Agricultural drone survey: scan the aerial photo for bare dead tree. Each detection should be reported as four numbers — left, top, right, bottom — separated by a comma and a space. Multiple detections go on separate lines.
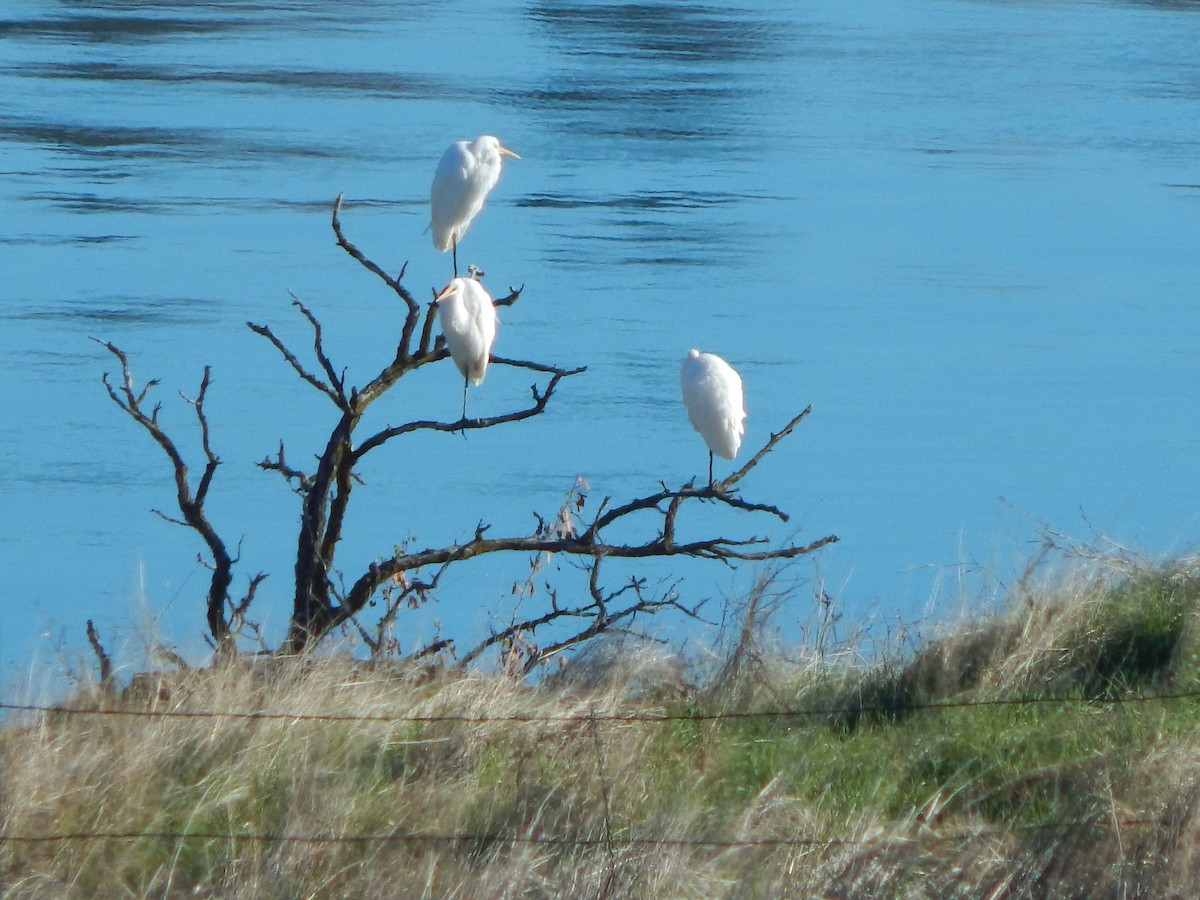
248, 195, 586, 651
99, 194, 837, 667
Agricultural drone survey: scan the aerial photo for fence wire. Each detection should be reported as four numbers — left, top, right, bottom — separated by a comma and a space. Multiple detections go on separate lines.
3, 688, 1200, 725
0, 818, 1160, 849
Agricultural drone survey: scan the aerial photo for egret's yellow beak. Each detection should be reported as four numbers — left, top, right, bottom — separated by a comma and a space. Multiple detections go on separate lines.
499, 145, 521, 159
434, 283, 458, 303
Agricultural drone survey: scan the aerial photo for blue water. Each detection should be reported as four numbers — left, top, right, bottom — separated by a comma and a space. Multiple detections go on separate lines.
3, 0, 1199, 688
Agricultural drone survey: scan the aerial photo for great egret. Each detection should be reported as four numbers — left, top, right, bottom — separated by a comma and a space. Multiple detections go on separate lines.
681, 348, 746, 486
430, 135, 520, 277
435, 276, 498, 421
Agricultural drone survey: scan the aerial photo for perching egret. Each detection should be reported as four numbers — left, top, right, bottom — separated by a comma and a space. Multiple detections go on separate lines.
681, 349, 746, 486
430, 135, 520, 277
435, 276, 498, 421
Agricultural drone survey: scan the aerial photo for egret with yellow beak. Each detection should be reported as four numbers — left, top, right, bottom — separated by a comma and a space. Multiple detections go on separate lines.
430, 135, 520, 276
435, 276, 498, 421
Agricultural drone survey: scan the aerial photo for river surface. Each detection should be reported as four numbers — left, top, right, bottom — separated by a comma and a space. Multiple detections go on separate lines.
3, 0, 1199, 690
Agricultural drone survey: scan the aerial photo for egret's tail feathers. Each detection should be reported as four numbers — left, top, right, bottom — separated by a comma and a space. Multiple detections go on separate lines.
467, 360, 488, 386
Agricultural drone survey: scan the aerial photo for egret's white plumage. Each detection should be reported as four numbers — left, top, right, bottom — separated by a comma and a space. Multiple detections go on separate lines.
681, 349, 746, 483
435, 276, 498, 420
430, 135, 520, 275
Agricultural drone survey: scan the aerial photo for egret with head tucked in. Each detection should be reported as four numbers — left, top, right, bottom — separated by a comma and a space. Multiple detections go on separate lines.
681, 349, 746, 486
430, 135, 520, 277
435, 276, 498, 421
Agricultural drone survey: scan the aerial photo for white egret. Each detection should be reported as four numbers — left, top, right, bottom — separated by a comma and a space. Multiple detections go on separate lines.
430, 135, 520, 276
681, 349, 746, 486
435, 276, 498, 421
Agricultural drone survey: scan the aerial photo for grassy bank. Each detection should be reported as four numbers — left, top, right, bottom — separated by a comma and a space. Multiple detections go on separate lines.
4, 553, 1200, 897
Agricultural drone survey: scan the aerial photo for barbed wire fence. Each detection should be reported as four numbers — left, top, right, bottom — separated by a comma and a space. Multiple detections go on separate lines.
1, 690, 1193, 853
0, 820, 1164, 848
4, 686, 1200, 724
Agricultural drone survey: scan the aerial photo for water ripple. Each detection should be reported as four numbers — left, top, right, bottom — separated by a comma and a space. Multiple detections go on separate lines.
0, 232, 136, 245
0, 14, 256, 43
15, 61, 449, 99
527, 2, 786, 64
517, 191, 754, 210
4, 295, 221, 327
0, 1, 419, 44
0, 118, 347, 163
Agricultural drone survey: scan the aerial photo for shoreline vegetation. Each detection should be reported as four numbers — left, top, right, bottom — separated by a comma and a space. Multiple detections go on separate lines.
4, 548, 1200, 897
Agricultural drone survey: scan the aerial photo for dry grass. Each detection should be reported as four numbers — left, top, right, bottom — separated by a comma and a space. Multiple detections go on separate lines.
5, 553, 1200, 897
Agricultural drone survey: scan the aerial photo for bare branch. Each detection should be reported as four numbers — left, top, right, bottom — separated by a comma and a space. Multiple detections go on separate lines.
247, 318, 344, 407
491, 356, 585, 377
355, 351, 443, 407
352, 362, 586, 461
152, 508, 188, 527
354, 560, 450, 659
94, 340, 235, 643
86, 620, 114, 687
228, 573, 270, 655
456, 571, 697, 672
418, 300, 439, 356
458, 594, 585, 668
494, 285, 523, 307
287, 291, 348, 406
319, 421, 359, 566
234, 573, 268, 621
523, 594, 689, 674
330, 194, 418, 308
720, 405, 813, 493
411, 637, 455, 662
257, 441, 313, 493
181, 366, 219, 505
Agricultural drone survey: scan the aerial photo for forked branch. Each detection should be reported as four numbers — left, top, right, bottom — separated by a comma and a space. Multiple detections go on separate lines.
247, 298, 347, 410
94, 339, 244, 644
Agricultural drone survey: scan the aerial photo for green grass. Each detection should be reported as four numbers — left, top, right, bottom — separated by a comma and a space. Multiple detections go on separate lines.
5, 554, 1200, 897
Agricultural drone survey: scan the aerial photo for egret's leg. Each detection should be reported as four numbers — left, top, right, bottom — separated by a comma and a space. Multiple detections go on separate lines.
455, 377, 469, 439
452, 237, 459, 277
708, 451, 714, 488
